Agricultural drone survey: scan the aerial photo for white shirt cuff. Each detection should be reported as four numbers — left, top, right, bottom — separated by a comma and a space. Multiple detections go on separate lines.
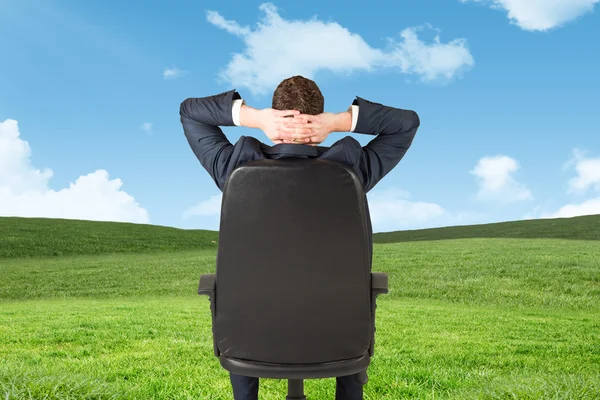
349, 105, 359, 132
232, 99, 245, 126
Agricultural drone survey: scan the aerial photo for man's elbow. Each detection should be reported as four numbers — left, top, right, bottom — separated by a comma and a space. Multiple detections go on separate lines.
399, 110, 420, 133
179, 98, 193, 118
411, 111, 420, 130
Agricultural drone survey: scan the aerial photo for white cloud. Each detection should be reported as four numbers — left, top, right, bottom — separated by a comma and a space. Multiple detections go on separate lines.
163, 65, 189, 79
206, 11, 251, 37
530, 149, 600, 219
206, 3, 474, 94
366, 188, 448, 231
183, 194, 222, 219
141, 122, 152, 133
565, 149, 600, 194
0, 119, 149, 223
471, 155, 532, 203
539, 198, 600, 219
460, 0, 599, 31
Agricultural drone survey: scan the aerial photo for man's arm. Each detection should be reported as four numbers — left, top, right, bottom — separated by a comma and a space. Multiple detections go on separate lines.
350, 96, 420, 192
288, 97, 419, 191
179, 90, 240, 190
180, 90, 314, 189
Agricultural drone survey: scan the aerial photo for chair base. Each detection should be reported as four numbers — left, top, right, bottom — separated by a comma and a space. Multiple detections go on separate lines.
285, 373, 367, 400
286, 379, 306, 400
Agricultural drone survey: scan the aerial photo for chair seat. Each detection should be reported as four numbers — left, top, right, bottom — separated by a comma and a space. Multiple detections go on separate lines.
220, 353, 371, 379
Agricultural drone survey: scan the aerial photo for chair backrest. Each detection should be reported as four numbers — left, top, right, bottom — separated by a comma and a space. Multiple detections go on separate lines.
214, 159, 373, 365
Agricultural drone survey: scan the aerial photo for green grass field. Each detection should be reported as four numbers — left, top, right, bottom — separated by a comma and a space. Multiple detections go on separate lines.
1, 216, 599, 399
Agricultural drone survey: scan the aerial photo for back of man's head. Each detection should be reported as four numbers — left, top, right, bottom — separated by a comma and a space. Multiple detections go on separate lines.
272, 75, 324, 115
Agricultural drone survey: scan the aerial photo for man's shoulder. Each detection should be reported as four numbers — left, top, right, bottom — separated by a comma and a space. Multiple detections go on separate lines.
233, 135, 265, 157
240, 136, 272, 155
319, 136, 362, 166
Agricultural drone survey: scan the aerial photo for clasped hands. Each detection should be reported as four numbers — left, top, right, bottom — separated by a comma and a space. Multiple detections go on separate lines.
259, 109, 338, 146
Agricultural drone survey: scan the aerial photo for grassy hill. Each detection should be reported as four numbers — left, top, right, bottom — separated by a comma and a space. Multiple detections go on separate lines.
0, 216, 219, 259
1, 214, 599, 259
373, 214, 600, 243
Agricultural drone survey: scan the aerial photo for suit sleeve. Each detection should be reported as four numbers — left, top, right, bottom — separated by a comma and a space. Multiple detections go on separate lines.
348, 96, 420, 193
179, 89, 246, 190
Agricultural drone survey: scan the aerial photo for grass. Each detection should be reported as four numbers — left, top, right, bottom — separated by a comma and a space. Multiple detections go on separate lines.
2, 296, 598, 399
1, 216, 599, 399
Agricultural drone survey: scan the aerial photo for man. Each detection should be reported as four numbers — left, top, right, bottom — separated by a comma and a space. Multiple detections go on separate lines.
180, 76, 420, 400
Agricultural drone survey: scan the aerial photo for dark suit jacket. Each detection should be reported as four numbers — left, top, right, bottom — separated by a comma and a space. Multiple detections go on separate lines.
180, 89, 420, 193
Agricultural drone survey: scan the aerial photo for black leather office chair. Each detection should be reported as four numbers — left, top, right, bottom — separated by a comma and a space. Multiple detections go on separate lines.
198, 159, 388, 399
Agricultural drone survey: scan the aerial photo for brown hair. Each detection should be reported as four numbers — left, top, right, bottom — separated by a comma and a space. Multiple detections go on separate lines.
272, 75, 324, 115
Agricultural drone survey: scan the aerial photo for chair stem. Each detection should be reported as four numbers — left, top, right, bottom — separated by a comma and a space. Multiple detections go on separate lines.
286, 379, 306, 400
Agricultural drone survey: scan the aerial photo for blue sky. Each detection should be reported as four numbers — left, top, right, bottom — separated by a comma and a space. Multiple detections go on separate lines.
1, 0, 599, 232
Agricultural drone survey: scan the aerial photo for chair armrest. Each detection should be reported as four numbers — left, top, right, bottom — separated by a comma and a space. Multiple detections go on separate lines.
198, 273, 219, 357
369, 272, 388, 356
198, 274, 216, 296
371, 272, 388, 296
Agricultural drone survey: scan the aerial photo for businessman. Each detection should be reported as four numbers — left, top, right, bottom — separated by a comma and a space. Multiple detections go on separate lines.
180, 76, 420, 400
